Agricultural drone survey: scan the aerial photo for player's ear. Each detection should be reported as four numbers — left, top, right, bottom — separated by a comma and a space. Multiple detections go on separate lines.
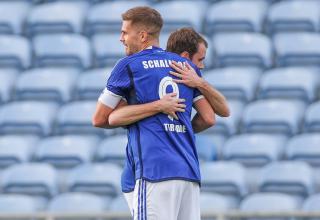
140, 30, 148, 43
180, 51, 190, 60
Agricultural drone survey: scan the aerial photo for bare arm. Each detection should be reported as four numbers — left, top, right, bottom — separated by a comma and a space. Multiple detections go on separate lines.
170, 61, 230, 117
192, 97, 215, 133
108, 93, 186, 126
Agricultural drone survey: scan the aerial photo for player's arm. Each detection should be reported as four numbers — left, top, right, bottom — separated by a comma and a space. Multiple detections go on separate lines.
170, 61, 230, 117
108, 93, 185, 126
192, 97, 215, 133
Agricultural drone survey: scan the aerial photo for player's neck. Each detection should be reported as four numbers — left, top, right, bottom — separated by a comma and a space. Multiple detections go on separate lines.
140, 39, 160, 51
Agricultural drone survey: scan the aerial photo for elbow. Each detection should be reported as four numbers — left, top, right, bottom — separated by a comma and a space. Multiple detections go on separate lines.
92, 115, 107, 128
204, 114, 215, 127
108, 114, 118, 126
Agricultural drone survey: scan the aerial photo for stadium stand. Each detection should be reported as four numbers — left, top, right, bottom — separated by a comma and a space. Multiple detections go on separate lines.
0, 194, 46, 213
195, 134, 217, 162
0, 68, 18, 103
304, 101, 320, 133
15, 67, 79, 103
303, 193, 320, 211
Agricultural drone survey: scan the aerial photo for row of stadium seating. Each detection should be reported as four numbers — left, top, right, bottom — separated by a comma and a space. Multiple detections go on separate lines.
1, 0, 320, 36
1, 133, 320, 168
1, 99, 320, 136
0, 192, 319, 217
0, 160, 319, 198
3, 31, 320, 70
1, 66, 319, 104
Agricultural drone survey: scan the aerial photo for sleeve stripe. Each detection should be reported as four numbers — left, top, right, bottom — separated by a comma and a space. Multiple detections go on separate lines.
193, 95, 204, 103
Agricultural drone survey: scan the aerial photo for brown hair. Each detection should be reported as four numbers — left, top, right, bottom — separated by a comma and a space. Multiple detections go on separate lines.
166, 27, 208, 59
122, 6, 163, 38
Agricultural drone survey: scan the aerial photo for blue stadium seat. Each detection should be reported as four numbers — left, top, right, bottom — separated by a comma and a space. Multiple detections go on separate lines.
258, 161, 315, 196
55, 100, 104, 136
0, 1, 30, 34
33, 34, 92, 69
15, 67, 79, 103
109, 195, 131, 215
204, 67, 261, 102
205, 0, 268, 35
200, 192, 238, 213
0, 35, 31, 70
0, 68, 18, 103
240, 193, 301, 212
242, 99, 306, 136
92, 33, 125, 67
201, 161, 248, 197
267, 0, 320, 34
67, 163, 122, 197
195, 134, 217, 162
48, 192, 109, 213
205, 100, 245, 136
285, 134, 320, 166
0, 194, 46, 213
86, 1, 149, 35
0, 135, 39, 168
1, 163, 58, 197
95, 135, 127, 165
223, 134, 287, 167
303, 194, 320, 211
155, 1, 207, 33
159, 32, 171, 49
76, 68, 111, 100
26, 1, 88, 36
274, 33, 320, 67
34, 135, 100, 168
304, 101, 320, 133
258, 67, 320, 103
0, 101, 59, 136
213, 33, 273, 68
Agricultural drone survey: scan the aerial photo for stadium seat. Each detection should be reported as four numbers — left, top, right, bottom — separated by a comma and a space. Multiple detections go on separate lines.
201, 161, 248, 197
223, 134, 287, 167
195, 134, 217, 162
1, 163, 58, 197
205, 100, 245, 136
0, 135, 39, 168
92, 33, 125, 67
34, 135, 100, 168
48, 192, 109, 213
213, 33, 273, 68
0, 35, 31, 70
274, 32, 320, 67
0, 68, 18, 103
285, 134, 320, 166
95, 135, 127, 165
86, 1, 149, 35
55, 100, 104, 136
303, 194, 320, 211
204, 67, 261, 102
304, 101, 320, 133
76, 68, 111, 100
242, 99, 306, 136
0, 101, 59, 136
205, 0, 268, 35
240, 193, 301, 212
0, 1, 30, 34
0, 194, 46, 213
200, 192, 238, 213
159, 32, 171, 49
26, 1, 88, 36
154, 1, 207, 33
15, 67, 79, 103
258, 67, 320, 103
258, 161, 315, 196
33, 34, 92, 69
109, 195, 131, 216
267, 0, 320, 34
66, 163, 122, 197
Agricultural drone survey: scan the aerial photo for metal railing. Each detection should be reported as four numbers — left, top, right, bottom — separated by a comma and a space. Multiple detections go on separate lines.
0, 211, 320, 220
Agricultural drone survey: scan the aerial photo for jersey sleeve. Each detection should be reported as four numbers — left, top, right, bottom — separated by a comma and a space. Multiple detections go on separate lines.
98, 59, 131, 108
188, 61, 204, 103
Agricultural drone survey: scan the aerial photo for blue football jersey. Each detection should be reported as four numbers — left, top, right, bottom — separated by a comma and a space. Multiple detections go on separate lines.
106, 46, 203, 185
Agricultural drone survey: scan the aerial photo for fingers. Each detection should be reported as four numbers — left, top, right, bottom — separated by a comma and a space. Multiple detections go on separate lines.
169, 61, 185, 73
169, 71, 183, 78
169, 112, 179, 120
185, 62, 192, 70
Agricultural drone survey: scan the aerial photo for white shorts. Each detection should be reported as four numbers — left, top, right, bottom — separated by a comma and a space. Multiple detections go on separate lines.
124, 191, 134, 216
132, 179, 200, 220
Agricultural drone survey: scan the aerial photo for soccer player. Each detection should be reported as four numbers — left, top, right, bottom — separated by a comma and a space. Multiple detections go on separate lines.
92, 7, 226, 220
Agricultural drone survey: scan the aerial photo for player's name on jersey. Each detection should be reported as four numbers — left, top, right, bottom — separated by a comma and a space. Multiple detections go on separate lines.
163, 123, 186, 133
142, 59, 185, 69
